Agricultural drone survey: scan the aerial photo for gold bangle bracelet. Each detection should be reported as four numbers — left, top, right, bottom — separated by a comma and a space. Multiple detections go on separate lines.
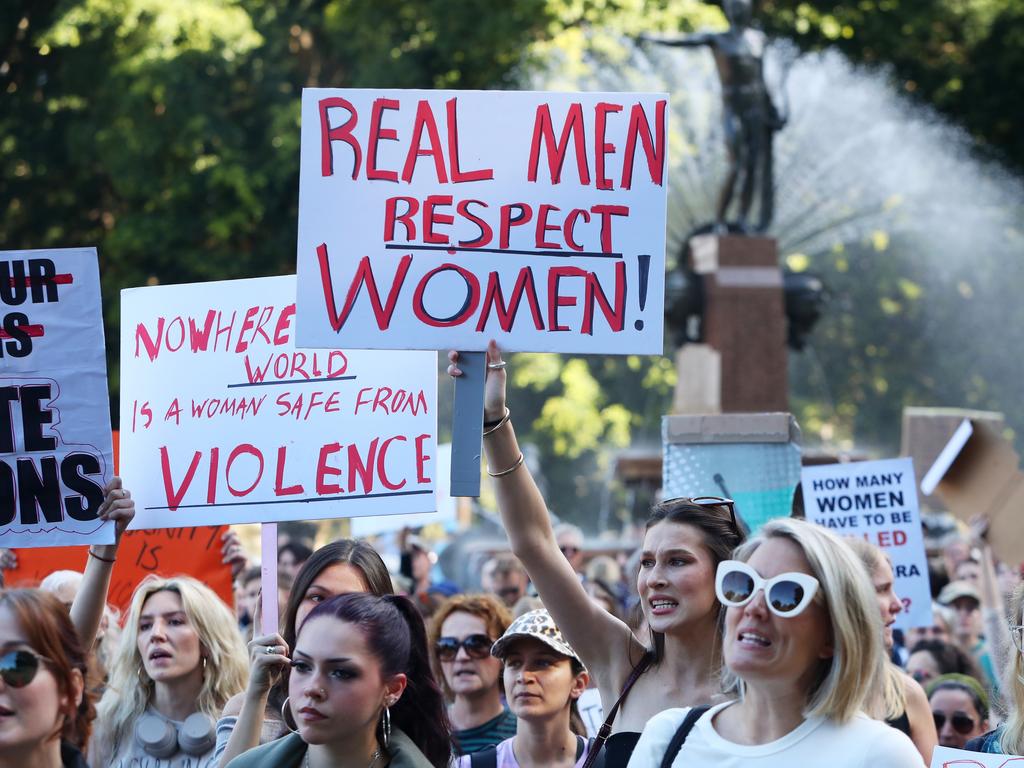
482, 407, 511, 436
487, 452, 524, 477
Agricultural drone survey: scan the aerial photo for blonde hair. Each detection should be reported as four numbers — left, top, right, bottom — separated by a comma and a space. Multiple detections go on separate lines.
999, 583, 1024, 755
728, 518, 885, 724
845, 537, 907, 721
91, 576, 248, 763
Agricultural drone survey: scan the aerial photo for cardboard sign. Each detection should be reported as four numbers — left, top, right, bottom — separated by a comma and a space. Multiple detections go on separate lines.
7, 525, 233, 612
295, 89, 668, 354
922, 418, 1024, 566
120, 275, 437, 528
930, 746, 1024, 766
802, 457, 931, 629
0, 248, 114, 548
662, 413, 802, 533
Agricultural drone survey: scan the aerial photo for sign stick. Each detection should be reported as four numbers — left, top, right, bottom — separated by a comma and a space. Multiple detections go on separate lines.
450, 351, 486, 497
260, 523, 279, 635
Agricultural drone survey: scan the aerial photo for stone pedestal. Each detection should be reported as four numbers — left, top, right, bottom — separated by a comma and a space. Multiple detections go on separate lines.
673, 234, 788, 414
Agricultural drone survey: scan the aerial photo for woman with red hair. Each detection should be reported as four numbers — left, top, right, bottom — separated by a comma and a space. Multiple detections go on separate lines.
0, 588, 95, 767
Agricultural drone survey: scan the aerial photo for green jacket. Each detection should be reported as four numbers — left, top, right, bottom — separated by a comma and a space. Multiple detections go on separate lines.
224, 730, 442, 768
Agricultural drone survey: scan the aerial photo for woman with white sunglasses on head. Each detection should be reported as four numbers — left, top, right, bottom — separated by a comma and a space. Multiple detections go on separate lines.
628, 518, 924, 768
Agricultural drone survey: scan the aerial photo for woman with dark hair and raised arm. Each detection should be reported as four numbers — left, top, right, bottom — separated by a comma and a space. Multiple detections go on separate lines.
226, 592, 452, 768
217, 539, 394, 766
449, 343, 745, 765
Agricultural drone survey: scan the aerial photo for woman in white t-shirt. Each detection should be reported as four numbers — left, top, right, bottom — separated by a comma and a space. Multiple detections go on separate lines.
628, 518, 925, 768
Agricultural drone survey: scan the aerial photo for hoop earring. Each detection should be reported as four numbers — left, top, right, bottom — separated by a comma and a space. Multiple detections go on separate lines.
381, 705, 391, 748
281, 697, 299, 734
137, 666, 151, 686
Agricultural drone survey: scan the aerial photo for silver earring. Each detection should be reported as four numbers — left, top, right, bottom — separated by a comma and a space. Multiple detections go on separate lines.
281, 697, 299, 734
381, 705, 391, 748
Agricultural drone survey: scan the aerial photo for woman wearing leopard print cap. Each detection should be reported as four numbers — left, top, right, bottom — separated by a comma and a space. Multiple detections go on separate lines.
457, 609, 591, 768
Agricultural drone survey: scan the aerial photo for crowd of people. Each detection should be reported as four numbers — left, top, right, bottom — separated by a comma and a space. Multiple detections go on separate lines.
1, 344, 1022, 767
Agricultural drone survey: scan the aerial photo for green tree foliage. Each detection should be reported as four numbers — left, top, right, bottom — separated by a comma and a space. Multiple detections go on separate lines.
760, 0, 1024, 172
2, 0, 1020, 529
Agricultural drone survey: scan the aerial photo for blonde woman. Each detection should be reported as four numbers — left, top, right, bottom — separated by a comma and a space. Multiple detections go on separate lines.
847, 538, 937, 763
965, 582, 1024, 754
628, 518, 923, 768
90, 575, 248, 768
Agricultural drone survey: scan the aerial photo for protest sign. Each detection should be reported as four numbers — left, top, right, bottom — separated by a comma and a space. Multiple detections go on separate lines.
0, 248, 114, 548
7, 525, 233, 612
802, 457, 931, 629
930, 746, 1024, 766
120, 275, 437, 528
295, 89, 668, 354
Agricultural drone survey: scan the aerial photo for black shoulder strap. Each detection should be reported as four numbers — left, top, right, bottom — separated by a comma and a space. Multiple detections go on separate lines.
659, 705, 711, 768
584, 737, 606, 768
468, 747, 498, 768
580, 650, 654, 768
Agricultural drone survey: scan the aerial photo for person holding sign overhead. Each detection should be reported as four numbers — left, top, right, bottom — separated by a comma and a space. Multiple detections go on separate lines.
627, 518, 923, 768
89, 575, 249, 768
847, 537, 937, 763
448, 343, 745, 767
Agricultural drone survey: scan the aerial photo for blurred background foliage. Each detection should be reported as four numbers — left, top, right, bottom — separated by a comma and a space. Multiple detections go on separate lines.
2, 0, 1021, 527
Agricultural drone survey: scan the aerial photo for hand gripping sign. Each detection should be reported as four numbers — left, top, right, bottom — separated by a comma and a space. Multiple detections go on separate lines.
0, 248, 114, 548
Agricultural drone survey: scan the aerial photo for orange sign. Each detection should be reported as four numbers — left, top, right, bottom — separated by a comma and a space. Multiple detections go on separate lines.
7, 525, 234, 613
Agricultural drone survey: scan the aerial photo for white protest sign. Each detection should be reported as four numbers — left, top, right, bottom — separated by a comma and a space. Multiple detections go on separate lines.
295, 88, 668, 353
0, 248, 114, 548
802, 457, 931, 629
120, 275, 437, 528
930, 746, 1024, 766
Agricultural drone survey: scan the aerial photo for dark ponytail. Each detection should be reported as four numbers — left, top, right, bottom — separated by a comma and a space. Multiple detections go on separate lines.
383, 595, 453, 766
304, 593, 452, 767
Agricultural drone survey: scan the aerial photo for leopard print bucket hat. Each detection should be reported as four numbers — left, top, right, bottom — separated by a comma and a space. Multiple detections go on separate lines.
490, 608, 582, 663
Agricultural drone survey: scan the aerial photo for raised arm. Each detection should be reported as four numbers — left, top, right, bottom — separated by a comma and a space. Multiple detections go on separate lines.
69, 476, 134, 648
448, 342, 641, 680
970, 514, 1012, 673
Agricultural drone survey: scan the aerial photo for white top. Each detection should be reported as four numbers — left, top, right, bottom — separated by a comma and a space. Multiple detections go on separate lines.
627, 702, 925, 768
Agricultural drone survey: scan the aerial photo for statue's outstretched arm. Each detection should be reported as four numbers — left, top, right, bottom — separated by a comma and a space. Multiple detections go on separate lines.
637, 31, 715, 48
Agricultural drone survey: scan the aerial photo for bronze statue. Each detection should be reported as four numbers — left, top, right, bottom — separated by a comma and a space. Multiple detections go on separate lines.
642, 0, 787, 233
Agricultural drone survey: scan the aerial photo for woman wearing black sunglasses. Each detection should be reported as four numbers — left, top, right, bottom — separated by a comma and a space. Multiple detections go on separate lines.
448, 344, 744, 767
0, 589, 94, 768
428, 594, 516, 756
628, 518, 922, 767
927, 675, 989, 750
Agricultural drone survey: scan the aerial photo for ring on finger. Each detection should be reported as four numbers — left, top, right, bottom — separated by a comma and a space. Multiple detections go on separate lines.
487, 361, 507, 370
265, 645, 277, 654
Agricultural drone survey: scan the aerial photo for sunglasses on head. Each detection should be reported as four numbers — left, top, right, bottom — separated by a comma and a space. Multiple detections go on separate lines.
665, 496, 743, 538
716, 560, 820, 617
435, 634, 493, 662
933, 711, 977, 735
0, 649, 53, 688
